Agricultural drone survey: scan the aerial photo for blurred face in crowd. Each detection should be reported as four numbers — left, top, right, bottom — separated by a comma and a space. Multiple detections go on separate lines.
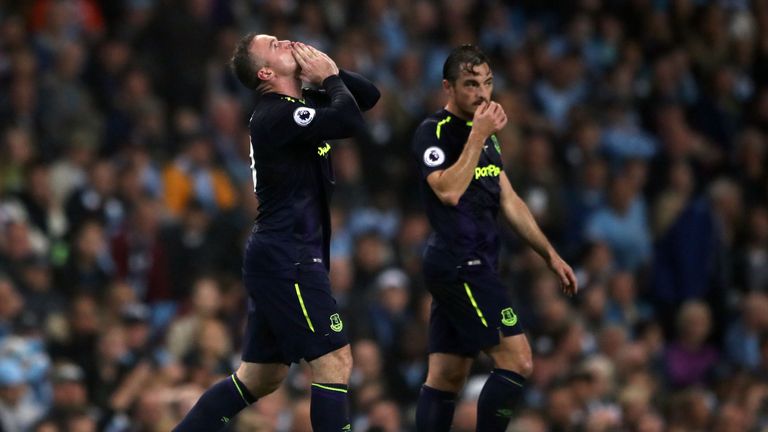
444, 62, 493, 119
90, 160, 116, 196
609, 175, 635, 214
352, 339, 382, 380
198, 319, 232, 357
98, 326, 128, 363
66, 413, 96, 432
378, 284, 409, 315
76, 221, 106, 261
609, 272, 636, 307
3, 221, 33, 261
70, 295, 100, 334
0, 382, 26, 406
367, 400, 401, 432
251, 34, 297, 79
712, 402, 747, 432
676, 301, 712, 346
5, 127, 34, 165
52, 379, 87, 409
125, 319, 150, 350
547, 386, 577, 427
33, 421, 60, 432
582, 284, 607, 322
743, 292, 768, 330
0, 279, 23, 321
134, 389, 166, 427
636, 412, 664, 432
192, 278, 222, 317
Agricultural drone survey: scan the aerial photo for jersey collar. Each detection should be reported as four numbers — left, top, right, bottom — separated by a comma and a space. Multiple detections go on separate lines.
263, 92, 306, 105
442, 109, 474, 128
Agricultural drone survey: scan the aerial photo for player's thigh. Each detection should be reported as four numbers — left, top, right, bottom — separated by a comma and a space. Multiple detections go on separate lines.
307, 344, 352, 383
425, 352, 473, 393
484, 333, 533, 377
236, 361, 290, 397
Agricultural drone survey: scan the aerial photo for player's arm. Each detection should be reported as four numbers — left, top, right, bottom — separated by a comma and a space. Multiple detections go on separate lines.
338, 70, 380, 111
307, 46, 380, 111
426, 102, 506, 206
499, 171, 578, 295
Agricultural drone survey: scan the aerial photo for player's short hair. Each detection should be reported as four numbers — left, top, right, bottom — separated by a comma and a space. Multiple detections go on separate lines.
443, 44, 490, 83
230, 32, 265, 91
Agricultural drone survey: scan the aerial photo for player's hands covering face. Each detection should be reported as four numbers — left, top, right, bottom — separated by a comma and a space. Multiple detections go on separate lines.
471, 101, 508, 138
292, 42, 339, 85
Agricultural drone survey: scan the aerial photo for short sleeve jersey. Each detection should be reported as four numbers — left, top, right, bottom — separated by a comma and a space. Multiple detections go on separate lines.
412, 109, 505, 270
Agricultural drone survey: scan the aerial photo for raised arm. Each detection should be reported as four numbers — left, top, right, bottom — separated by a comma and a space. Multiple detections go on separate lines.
339, 69, 380, 111
293, 43, 366, 136
499, 171, 578, 295
426, 102, 506, 206
307, 45, 380, 111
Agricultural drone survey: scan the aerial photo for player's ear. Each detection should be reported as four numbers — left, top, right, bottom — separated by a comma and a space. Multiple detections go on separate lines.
257, 67, 272, 81
442, 79, 453, 93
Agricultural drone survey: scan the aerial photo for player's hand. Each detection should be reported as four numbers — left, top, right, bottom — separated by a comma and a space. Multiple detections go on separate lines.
471, 101, 507, 139
307, 46, 338, 71
547, 254, 578, 296
291, 42, 339, 84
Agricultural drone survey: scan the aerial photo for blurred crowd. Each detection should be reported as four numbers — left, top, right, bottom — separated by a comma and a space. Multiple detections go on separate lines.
1, 0, 768, 431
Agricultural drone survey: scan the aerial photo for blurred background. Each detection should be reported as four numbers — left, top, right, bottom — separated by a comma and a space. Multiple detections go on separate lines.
0, 0, 767, 431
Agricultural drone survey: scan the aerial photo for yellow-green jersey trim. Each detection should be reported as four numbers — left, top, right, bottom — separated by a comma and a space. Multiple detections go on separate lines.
436, 116, 452, 139
312, 383, 348, 393
231, 374, 251, 406
295, 283, 315, 332
463, 283, 488, 327
497, 373, 524, 387
281, 96, 307, 104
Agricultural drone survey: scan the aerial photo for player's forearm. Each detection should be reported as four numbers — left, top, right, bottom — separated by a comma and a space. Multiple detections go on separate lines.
339, 70, 380, 111
504, 193, 556, 262
321, 74, 366, 134
430, 131, 486, 206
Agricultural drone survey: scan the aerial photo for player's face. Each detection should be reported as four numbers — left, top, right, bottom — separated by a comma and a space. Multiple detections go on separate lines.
251, 34, 297, 77
445, 63, 493, 118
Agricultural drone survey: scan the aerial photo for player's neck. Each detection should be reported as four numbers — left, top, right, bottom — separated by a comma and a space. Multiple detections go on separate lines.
266, 76, 303, 99
444, 103, 473, 122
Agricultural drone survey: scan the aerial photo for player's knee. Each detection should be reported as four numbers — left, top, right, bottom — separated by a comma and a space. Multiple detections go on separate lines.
257, 373, 285, 396
332, 346, 353, 376
494, 352, 533, 378
310, 345, 353, 383
429, 367, 468, 392
236, 364, 287, 397
512, 355, 533, 378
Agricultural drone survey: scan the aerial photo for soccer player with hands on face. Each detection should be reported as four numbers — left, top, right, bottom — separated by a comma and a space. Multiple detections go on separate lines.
173, 34, 379, 432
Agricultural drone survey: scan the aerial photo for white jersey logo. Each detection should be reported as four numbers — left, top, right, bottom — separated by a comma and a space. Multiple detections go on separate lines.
423, 146, 445, 167
293, 107, 316, 126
